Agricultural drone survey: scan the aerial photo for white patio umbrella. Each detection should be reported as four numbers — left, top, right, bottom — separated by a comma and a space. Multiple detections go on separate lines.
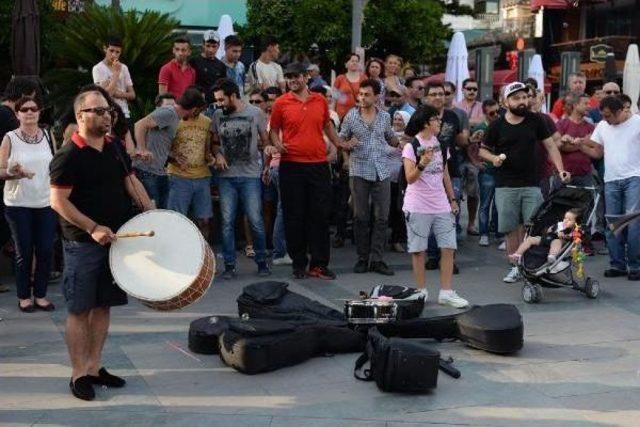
527, 54, 547, 113
216, 14, 235, 59
623, 44, 640, 114
445, 32, 470, 103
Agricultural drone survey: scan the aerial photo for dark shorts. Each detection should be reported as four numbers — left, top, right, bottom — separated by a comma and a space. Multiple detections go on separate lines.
62, 240, 127, 314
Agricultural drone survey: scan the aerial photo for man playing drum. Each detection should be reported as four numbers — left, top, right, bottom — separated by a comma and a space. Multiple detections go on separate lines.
50, 89, 154, 401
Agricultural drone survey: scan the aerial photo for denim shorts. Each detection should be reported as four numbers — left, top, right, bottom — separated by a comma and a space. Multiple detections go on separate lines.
62, 240, 127, 314
405, 212, 457, 253
167, 176, 213, 219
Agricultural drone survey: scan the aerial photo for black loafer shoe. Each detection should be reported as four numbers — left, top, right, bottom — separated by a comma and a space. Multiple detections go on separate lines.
89, 367, 126, 388
604, 268, 627, 278
628, 271, 640, 281
353, 259, 369, 274
34, 301, 55, 312
70, 376, 95, 400
293, 269, 307, 280
370, 261, 394, 276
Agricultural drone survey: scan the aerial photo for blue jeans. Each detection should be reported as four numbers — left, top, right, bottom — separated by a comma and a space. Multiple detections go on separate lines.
135, 168, 168, 209
219, 177, 267, 266
5, 206, 57, 299
167, 176, 213, 219
270, 167, 287, 259
604, 176, 640, 272
478, 171, 499, 236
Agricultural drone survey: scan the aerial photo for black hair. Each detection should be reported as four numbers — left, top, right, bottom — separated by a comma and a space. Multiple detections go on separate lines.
173, 37, 191, 46
600, 95, 624, 113
14, 96, 42, 112
426, 81, 445, 94
224, 35, 243, 48
462, 78, 477, 88
177, 87, 206, 109
212, 78, 240, 99
443, 81, 456, 91
264, 86, 283, 97
249, 89, 268, 102
567, 208, 583, 224
405, 105, 440, 137
260, 35, 278, 53
155, 92, 176, 107
405, 76, 422, 89
482, 99, 498, 111
524, 77, 538, 90
365, 57, 386, 79
2, 77, 41, 102
345, 52, 360, 63
360, 78, 381, 96
111, 103, 128, 139
105, 37, 123, 48
617, 93, 633, 106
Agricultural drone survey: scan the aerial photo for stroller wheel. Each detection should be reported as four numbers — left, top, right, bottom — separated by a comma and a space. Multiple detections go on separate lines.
585, 278, 600, 299
522, 283, 542, 304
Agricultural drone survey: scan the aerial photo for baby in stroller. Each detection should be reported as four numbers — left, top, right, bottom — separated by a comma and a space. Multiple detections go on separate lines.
509, 208, 581, 266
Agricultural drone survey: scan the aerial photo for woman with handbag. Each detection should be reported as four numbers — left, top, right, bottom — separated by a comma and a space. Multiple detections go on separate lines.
0, 96, 58, 312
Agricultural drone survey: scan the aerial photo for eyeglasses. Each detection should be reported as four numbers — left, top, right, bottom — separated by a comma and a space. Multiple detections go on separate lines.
444, 91, 452, 96
604, 90, 620, 95
486, 110, 498, 117
414, 86, 425, 91
464, 87, 478, 92
80, 107, 114, 116
249, 99, 264, 105
428, 92, 445, 98
18, 107, 39, 113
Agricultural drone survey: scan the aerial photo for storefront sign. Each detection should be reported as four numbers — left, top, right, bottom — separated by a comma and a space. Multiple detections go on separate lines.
590, 44, 613, 63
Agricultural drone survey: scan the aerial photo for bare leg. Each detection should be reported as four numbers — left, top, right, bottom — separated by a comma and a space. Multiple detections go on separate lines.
467, 196, 478, 230
549, 239, 563, 257
86, 307, 110, 377
516, 236, 542, 256
411, 252, 426, 289
505, 225, 526, 260
243, 216, 253, 247
65, 312, 91, 381
440, 248, 455, 290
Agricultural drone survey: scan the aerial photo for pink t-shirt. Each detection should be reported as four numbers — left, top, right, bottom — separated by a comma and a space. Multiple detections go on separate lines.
402, 134, 451, 214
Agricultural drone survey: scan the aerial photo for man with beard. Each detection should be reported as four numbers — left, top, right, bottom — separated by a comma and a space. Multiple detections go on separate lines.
211, 78, 271, 279
480, 82, 570, 283
50, 90, 154, 401
268, 62, 355, 280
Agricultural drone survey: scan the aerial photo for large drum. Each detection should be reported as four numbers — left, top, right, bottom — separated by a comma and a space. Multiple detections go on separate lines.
109, 210, 215, 311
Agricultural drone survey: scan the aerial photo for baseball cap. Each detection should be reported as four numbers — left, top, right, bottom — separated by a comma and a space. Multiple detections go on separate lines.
203, 30, 220, 43
503, 81, 529, 99
307, 64, 320, 72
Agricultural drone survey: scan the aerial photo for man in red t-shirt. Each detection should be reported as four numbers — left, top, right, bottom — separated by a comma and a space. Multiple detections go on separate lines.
551, 72, 598, 120
158, 37, 196, 99
268, 62, 354, 280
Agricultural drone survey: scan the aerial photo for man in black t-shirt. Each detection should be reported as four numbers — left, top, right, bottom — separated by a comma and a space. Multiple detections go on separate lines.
190, 30, 227, 104
480, 82, 570, 283
50, 90, 153, 401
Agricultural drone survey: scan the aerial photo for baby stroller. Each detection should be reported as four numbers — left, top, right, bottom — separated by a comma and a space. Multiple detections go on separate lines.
519, 186, 601, 303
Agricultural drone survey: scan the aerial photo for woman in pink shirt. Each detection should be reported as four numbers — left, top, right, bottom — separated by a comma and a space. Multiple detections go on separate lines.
402, 105, 469, 308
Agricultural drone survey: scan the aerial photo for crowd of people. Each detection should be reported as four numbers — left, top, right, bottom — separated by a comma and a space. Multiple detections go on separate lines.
1, 30, 640, 400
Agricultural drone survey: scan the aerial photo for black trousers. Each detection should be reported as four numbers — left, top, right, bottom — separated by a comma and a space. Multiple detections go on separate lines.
279, 161, 332, 270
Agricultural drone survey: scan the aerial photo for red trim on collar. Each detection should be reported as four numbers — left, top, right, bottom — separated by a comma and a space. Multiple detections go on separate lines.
71, 132, 112, 149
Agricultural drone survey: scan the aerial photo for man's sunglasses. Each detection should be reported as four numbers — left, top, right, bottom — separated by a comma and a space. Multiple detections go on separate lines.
444, 91, 452, 96
464, 87, 478, 92
80, 107, 115, 116
18, 107, 39, 113
249, 99, 264, 105
604, 90, 620, 95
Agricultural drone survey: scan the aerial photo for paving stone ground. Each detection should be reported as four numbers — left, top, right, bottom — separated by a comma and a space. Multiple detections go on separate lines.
1, 233, 640, 427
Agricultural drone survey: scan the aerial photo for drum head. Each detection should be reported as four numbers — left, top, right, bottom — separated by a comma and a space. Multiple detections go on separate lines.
110, 210, 207, 302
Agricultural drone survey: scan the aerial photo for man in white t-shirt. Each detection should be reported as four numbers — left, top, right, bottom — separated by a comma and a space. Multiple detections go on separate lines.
582, 96, 640, 281
247, 36, 286, 92
91, 38, 135, 119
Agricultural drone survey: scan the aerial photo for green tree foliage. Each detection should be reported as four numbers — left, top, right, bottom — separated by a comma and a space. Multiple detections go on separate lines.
240, 0, 450, 71
44, 4, 179, 120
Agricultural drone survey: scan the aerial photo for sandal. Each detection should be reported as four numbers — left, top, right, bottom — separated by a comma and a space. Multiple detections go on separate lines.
244, 245, 255, 258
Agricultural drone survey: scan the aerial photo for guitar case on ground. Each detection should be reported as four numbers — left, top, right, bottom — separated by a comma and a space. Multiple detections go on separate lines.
188, 315, 230, 355
378, 304, 523, 354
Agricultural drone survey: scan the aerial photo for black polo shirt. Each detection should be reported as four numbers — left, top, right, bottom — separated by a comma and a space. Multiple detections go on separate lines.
50, 132, 133, 241
190, 55, 228, 103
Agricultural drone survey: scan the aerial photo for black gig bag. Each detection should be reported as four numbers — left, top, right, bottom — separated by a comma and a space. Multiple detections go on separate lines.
354, 327, 439, 393
188, 315, 230, 355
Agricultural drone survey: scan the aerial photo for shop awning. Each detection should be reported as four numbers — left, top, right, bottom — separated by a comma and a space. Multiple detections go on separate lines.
530, 0, 571, 11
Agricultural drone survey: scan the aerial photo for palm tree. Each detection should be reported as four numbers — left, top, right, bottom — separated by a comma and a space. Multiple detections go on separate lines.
44, 4, 179, 121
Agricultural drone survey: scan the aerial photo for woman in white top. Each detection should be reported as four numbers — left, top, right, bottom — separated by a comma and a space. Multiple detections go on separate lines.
0, 96, 57, 312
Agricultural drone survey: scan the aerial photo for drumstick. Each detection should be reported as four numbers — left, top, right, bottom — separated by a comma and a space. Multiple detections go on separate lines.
116, 231, 155, 238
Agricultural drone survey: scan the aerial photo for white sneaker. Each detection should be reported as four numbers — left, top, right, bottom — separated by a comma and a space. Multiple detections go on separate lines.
479, 235, 489, 247
418, 288, 429, 301
498, 241, 506, 251
438, 290, 469, 308
272, 254, 293, 266
503, 266, 521, 283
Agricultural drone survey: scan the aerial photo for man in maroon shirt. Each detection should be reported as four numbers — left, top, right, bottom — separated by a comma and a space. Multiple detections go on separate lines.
158, 37, 196, 99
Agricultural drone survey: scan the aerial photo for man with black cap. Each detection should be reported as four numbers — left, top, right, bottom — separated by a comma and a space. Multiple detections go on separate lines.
191, 30, 227, 104
268, 62, 355, 280
480, 82, 570, 283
